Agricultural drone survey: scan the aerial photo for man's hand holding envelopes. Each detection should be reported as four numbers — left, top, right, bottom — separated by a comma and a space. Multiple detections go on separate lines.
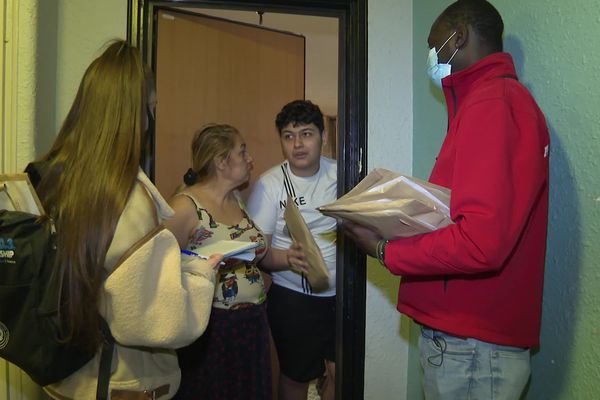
318, 168, 452, 240
284, 195, 330, 292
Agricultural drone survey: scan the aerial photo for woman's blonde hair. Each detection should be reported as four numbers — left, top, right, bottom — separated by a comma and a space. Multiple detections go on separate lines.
37, 40, 150, 349
186, 124, 241, 184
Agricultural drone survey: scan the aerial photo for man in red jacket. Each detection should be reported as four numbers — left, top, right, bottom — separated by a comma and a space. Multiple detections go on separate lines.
343, 1, 549, 398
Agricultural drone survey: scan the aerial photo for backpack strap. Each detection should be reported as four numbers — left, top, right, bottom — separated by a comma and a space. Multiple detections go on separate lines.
96, 319, 115, 400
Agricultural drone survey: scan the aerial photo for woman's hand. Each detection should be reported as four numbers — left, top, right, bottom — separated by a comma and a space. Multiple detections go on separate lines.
206, 254, 225, 270
287, 242, 309, 274
340, 220, 382, 258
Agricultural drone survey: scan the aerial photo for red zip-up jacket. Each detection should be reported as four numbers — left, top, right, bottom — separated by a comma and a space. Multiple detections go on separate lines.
386, 53, 549, 348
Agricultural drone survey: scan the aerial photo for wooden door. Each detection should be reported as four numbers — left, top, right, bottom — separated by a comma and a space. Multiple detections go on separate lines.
154, 9, 305, 198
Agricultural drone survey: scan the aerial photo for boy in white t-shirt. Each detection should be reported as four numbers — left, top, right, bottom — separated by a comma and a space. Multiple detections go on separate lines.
247, 100, 337, 400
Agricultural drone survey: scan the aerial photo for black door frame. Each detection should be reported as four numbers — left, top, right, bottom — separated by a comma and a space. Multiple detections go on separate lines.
127, 1, 367, 398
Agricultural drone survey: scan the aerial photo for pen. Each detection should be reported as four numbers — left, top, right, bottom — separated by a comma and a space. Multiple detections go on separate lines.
181, 249, 226, 266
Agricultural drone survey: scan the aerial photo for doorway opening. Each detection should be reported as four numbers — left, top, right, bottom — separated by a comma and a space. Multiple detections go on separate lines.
128, 1, 367, 399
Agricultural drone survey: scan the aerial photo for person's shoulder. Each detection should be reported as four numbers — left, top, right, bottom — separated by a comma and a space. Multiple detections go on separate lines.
321, 156, 337, 169
163, 192, 199, 234
478, 76, 542, 117
321, 157, 337, 178
256, 162, 286, 183
169, 191, 202, 217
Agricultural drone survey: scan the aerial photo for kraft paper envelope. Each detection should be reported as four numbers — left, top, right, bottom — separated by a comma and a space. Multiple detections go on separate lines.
283, 195, 330, 292
318, 168, 452, 239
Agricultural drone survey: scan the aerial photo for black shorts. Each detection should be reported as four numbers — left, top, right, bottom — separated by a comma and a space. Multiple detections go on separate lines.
267, 284, 336, 382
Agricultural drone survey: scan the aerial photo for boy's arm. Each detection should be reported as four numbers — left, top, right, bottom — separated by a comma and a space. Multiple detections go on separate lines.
258, 234, 286, 270
248, 177, 310, 273
259, 234, 308, 273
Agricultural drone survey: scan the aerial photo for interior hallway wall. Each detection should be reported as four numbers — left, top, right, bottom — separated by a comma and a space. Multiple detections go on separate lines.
10, 0, 37, 172
20, 0, 127, 166
8, 0, 127, 170
53, 0, 127, 143
412, 1, 600, 399
499, 1, 600, 398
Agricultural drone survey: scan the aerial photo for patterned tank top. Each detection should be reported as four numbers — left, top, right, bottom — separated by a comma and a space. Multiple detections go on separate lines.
178, 192, 267, 310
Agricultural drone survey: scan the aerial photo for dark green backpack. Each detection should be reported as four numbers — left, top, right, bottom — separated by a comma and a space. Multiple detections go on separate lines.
0, 168, 113, 399
0, 210, 100, 385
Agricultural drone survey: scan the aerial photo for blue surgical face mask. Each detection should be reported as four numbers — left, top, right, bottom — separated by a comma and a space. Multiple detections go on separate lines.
427, 31, 459, 87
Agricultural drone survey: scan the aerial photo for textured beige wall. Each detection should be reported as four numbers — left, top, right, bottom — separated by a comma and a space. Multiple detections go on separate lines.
54, 0, 127, 137
11, 0, 126, 170
13, 0, 37, 172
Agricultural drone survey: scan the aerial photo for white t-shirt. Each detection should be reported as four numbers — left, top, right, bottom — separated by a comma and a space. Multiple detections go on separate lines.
247, 157, 337, 296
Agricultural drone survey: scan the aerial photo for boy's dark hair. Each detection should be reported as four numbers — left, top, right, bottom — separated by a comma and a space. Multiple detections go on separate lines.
441, 0, 504, 52
275, 100, 325, 135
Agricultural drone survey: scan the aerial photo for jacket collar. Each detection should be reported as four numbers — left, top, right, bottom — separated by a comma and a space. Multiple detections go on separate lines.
442, 52, 518, 112
137, 168, 175, 219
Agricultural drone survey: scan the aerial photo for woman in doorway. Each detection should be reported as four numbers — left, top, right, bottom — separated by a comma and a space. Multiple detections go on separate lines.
166, 124, 306, 400
35, 40, 220, 399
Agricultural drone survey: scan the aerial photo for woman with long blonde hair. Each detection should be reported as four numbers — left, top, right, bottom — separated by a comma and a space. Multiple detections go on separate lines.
35, 39, 220, 400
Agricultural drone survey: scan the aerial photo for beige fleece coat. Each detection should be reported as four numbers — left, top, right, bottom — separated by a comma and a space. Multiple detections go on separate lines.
44, 171, 216, 399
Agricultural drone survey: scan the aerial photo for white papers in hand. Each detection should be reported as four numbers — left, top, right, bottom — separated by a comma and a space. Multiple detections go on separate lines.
194, 240, 259, 261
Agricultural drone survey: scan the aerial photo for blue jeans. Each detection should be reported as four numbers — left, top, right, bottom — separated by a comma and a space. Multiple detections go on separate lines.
419, 326, 530, 400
